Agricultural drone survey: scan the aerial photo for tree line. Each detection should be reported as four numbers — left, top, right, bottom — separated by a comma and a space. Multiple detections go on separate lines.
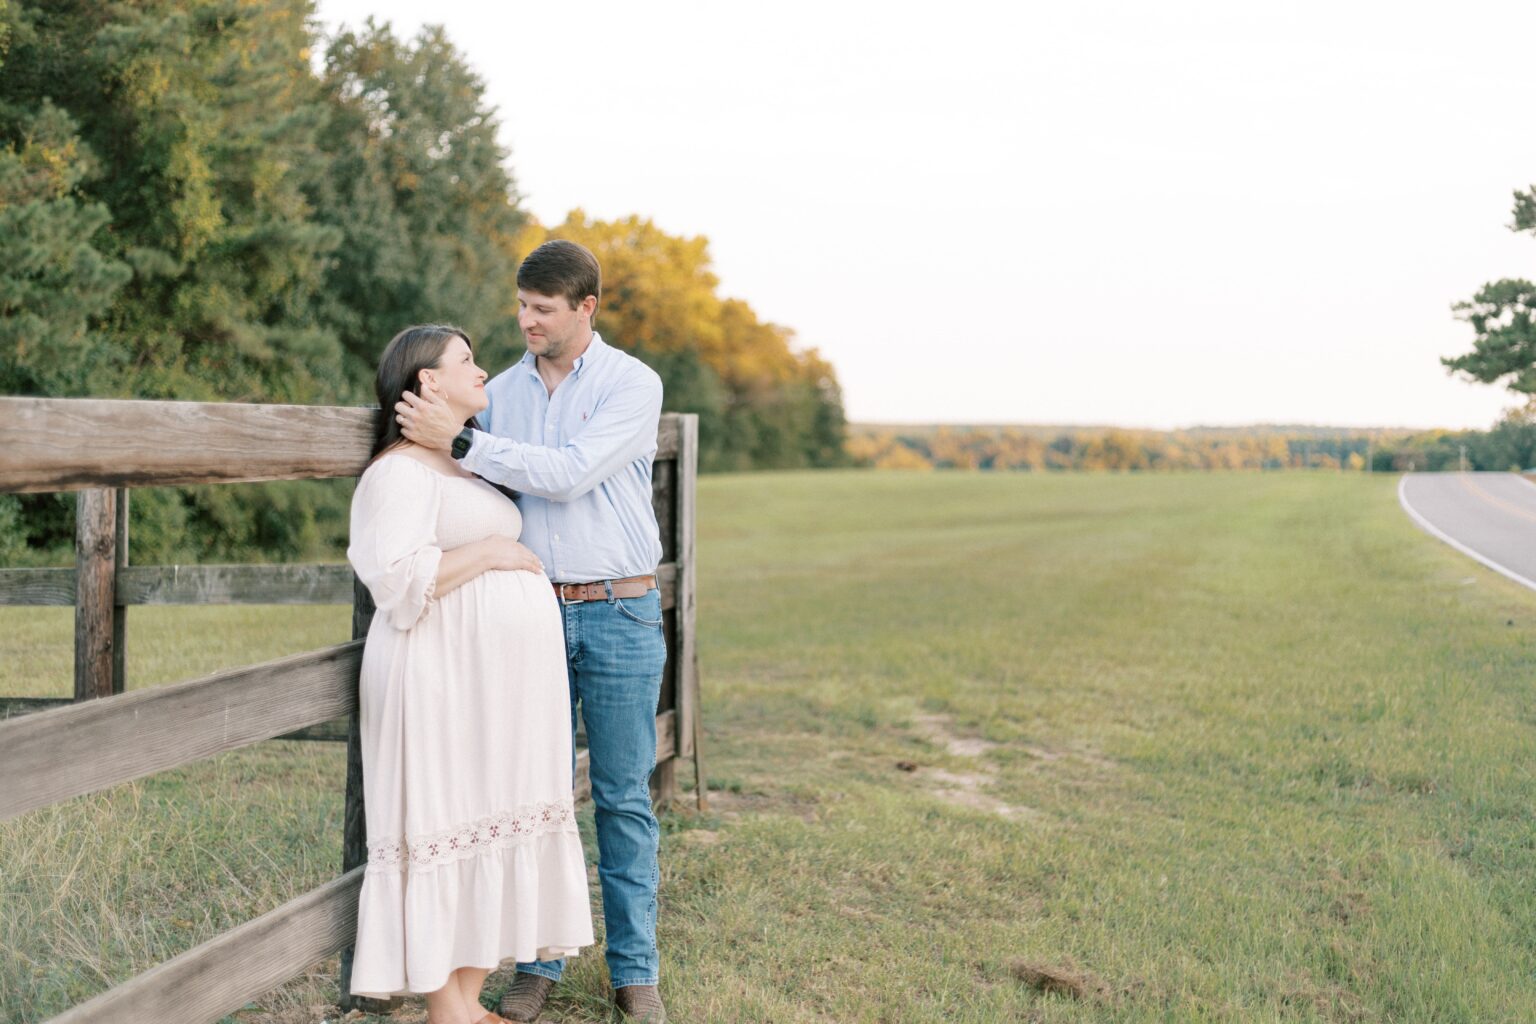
849, 413, 1536, 474
0, 0, 846, 565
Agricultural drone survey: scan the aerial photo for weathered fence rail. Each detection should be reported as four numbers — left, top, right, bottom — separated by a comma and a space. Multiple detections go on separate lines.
0, 396, 376, 491
0, 561, 682, 609
0, 642, 363, 820
0, 396, 702, 1023
51, 868, 367, 1024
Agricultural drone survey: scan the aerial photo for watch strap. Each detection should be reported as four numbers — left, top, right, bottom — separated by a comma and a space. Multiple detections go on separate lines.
450, 427, 474, 460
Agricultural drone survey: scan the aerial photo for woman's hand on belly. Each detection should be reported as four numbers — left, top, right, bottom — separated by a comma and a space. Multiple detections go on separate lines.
432, 536, 544, 600
481, 535, 544, 575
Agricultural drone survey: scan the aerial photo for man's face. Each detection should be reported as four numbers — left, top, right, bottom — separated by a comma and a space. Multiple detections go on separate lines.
518, 288, 591, 361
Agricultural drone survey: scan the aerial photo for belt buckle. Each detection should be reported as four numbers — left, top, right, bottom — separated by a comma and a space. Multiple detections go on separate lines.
557, 582, 582, 606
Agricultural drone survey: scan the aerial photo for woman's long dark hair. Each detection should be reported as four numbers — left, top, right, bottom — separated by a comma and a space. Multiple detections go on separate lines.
370, 323, 480, 460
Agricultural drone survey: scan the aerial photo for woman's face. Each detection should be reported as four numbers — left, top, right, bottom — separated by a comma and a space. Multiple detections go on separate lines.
423, 334, 489, 418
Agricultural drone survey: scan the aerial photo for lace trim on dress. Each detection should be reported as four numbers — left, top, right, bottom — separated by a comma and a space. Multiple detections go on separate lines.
366, 799, 578, 873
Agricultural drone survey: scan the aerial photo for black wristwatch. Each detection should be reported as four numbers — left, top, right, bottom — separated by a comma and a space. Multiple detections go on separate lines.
450, 426, 475, 460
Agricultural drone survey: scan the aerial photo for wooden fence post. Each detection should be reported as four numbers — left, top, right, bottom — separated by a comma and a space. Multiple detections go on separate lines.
338, 577, 395, 1012
74, 488, 116, 701
112, 488, 128, 695
677, 417, 706, 811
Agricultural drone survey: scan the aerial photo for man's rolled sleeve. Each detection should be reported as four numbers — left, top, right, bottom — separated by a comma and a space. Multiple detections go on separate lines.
462, 368, 662, 502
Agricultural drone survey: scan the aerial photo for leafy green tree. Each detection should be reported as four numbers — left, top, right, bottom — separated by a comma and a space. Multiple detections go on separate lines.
1463, 408, 1536, 471
312, 20, 527, 389
0, 5, 133, 561
101, 0, 344, 404
1443, 186, 1536, 396
0, 0, 347, 403
0, 0, 352, 561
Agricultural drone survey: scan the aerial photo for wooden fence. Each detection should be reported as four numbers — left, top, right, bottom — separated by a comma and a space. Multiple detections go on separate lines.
0, 396, 703, 1023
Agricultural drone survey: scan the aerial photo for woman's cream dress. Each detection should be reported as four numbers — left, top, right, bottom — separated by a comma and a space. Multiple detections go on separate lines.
347, 453, 593, 998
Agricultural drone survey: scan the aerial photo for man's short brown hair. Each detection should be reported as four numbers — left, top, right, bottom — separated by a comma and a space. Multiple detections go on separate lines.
517, 239, 601, 314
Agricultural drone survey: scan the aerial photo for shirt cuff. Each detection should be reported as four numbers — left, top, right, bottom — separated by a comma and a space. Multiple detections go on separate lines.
459, 428, 490, 472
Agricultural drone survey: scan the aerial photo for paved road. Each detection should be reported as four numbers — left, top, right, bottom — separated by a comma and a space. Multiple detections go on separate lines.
1398, 472, 1536, 591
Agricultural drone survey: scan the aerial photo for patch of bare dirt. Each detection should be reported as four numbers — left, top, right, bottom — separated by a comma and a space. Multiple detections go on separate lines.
923, 768, 1038, 820
901, 712, 1038, 820
912, 712, 999, 758
1010, 959, 1114, 1002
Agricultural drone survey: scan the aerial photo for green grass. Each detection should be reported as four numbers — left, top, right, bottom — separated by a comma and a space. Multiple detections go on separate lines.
5, 471, 1536, 1022
0, 606, 352, 1021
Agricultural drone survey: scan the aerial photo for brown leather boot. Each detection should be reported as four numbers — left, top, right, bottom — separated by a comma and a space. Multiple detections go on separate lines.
614, 984, 667, 1023
497, 972, 555, 1022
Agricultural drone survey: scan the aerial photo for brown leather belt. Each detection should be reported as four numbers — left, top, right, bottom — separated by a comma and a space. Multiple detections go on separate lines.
552, 575, 657, 604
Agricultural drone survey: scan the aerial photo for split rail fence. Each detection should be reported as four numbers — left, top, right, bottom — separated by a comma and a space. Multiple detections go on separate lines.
0, 396, 703, 1023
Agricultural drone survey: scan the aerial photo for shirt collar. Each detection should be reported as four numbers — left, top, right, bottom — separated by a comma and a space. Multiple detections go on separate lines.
519, 331, 606, 380
574, 332, 606, 376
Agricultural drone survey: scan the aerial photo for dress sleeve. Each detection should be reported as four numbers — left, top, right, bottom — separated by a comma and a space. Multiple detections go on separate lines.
347, 457, 444, 630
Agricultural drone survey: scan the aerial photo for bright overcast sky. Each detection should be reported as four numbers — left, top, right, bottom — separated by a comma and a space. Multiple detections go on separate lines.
316, 0, 1536, 429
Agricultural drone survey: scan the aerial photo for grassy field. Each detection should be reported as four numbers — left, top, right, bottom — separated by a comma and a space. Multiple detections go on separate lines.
5, 470, 1536, 1022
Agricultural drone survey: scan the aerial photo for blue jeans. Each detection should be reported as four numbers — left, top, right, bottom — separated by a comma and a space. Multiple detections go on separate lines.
518, 587, 667, 989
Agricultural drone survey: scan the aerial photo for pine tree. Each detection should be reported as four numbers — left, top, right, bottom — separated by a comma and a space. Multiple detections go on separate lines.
0, 2, 131, 397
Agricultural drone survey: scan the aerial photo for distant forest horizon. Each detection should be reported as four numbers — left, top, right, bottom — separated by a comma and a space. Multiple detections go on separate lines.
852, 421, 1450, 436
847, 414, 1536, 473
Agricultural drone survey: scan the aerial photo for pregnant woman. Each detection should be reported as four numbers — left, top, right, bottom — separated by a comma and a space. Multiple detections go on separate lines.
347, 324, 593, 1023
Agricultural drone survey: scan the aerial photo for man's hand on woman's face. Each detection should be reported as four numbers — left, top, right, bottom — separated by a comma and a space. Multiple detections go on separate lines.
396, 387, 459, 450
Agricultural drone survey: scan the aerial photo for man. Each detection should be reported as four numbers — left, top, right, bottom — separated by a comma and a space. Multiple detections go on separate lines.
397, 239, 669, 1024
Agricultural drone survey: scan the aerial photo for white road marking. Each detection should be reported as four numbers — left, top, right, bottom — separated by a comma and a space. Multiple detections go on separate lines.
1397, 474, 1536, 594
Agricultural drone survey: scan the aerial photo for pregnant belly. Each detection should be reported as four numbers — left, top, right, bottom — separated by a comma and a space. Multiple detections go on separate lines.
359, 568, 568, 730
436, 569, 558, 627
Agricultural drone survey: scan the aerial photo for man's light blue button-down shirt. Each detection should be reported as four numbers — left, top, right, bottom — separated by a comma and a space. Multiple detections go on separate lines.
461, 332, 664, 584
